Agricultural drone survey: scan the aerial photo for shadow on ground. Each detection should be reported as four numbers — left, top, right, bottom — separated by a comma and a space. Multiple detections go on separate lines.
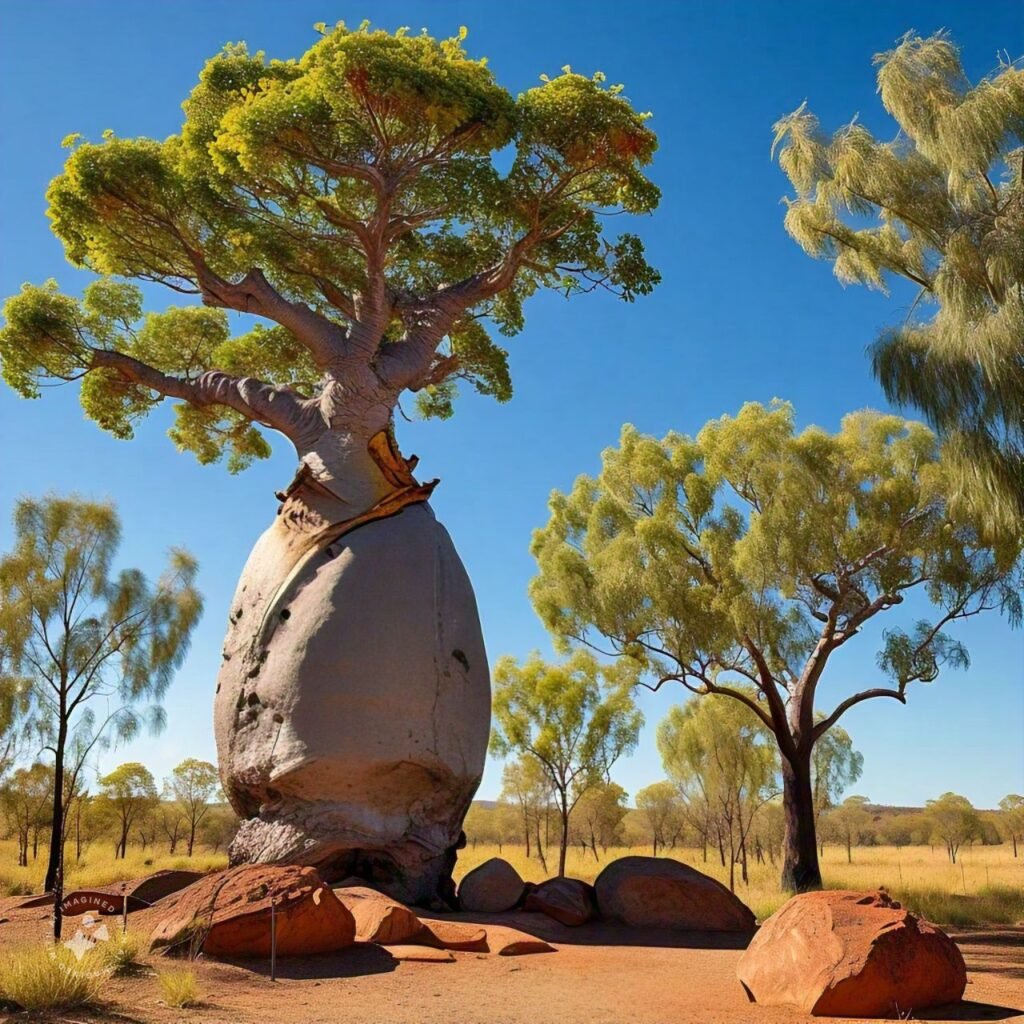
210, 942, 399, 979
418, 908, 755, 950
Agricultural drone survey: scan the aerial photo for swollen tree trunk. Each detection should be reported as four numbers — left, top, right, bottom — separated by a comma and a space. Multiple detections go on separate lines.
780, 752, 823, 892
215, 419, 490, 907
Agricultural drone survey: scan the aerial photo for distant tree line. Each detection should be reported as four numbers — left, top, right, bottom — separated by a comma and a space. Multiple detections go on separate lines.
0, 757, 238, 869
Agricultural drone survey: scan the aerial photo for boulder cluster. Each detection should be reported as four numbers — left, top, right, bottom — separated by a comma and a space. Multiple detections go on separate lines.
138, 855, 755, 961
457, 855, 756, 932
77, 858, 967, 1018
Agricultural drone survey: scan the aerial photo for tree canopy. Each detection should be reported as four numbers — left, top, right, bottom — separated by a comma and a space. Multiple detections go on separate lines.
1, 22, 659, 470
773, 32, 1024, 531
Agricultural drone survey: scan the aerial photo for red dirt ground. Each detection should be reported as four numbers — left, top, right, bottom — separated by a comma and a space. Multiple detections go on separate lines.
0, 899, 1021, 1023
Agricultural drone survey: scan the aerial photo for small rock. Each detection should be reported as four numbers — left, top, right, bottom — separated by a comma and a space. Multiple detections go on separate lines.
415, 920, 489, 952
524, 877, 595, 927
457, 858, 525, 913
486, 925, 555, 956
386, 944, 455, 963
334, 886, 423, 945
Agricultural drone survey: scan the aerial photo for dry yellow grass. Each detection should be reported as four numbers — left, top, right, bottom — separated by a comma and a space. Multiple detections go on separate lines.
456, 842, 1024, 925
2, 839, 1018, 927
0, 840, 226, 896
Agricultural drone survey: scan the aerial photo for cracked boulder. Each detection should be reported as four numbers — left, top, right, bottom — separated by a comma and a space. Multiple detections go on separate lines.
737, 890, 967, 1017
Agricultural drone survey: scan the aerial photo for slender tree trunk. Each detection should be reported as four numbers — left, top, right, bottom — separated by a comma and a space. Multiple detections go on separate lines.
43, 715, 67, 892
846, 835, 852, 864
1013, 835, 1018, 858
717, 828, 726, 867
535, 820, 548, 874
188, 821, 196, 857
780, 752, 823, 892
557, 797, 570, 877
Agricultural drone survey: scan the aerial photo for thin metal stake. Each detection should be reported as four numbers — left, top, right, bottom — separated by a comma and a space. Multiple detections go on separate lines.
270, 897, 277, 982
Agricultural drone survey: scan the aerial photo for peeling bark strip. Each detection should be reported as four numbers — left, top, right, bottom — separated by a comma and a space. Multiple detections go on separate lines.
248, 430, 439, 664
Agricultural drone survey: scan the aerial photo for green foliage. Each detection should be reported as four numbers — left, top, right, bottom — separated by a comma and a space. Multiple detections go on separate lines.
773, 31, 1024, 532
491, 650, 642, 787
0, 496, 202, 752
531, 401, 1023, 718
925, 791, 983, 862
91, 931, 143, 976
633, 781, 685, 853
2, 22, 660, 466
491, 649, 641, 874
811, 724, 863, 818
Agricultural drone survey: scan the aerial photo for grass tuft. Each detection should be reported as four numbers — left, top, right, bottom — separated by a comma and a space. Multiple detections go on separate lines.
159, 967, 200, 1008
91, 930, 144, 975
0, 943, 105, 1011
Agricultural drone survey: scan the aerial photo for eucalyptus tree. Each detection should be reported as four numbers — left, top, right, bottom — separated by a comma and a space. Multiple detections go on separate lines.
774, 32, 1024, 532
658, 692, 779, 889
498, 756, 552, 863
999, 794, 1024, 857
0, 22, 659, 902
823, 795, 873, 864
531, 401, 1023, 890
926, 791, 982, 864
491, 650, 642, 876
570, 780, 629, 859
634, 781, 685, 856
0, 495, 200, 891
98, 762, 159, 859
168, 758, 220, 856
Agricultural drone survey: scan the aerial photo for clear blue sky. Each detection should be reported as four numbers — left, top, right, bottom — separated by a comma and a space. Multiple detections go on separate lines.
1, 0, 1021, 809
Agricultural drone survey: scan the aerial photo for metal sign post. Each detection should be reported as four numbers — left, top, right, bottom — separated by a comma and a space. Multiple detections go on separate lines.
270, 897, 277, 982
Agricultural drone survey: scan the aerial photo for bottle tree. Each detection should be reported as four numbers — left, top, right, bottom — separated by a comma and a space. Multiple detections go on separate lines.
0, 23, 659, 904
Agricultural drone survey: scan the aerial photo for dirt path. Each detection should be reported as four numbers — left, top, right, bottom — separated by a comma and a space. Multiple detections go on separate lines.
1, 904, 1022, 1023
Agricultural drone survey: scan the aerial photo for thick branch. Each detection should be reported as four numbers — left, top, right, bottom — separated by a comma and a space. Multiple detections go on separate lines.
814, 687, 907, 739
189, 264, 348, 368
91, 349, 313, 440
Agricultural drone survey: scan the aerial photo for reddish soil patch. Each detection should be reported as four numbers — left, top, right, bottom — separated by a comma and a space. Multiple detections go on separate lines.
0, 900, 1021, 1023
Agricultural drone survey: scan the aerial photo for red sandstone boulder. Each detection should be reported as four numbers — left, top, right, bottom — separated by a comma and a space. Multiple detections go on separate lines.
594, 856, 755, 931
524, 877, 595, 927
149, 865, 355, 957
485, 924, 556, 956
334, 885, 423, 944
736, 890, 967, 1017
415, 920, 489, 952
457, 858, 525, 913
385, 944, 455, 962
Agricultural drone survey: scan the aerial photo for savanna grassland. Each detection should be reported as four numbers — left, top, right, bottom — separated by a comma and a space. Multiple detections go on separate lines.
2, 838, 1020, 928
